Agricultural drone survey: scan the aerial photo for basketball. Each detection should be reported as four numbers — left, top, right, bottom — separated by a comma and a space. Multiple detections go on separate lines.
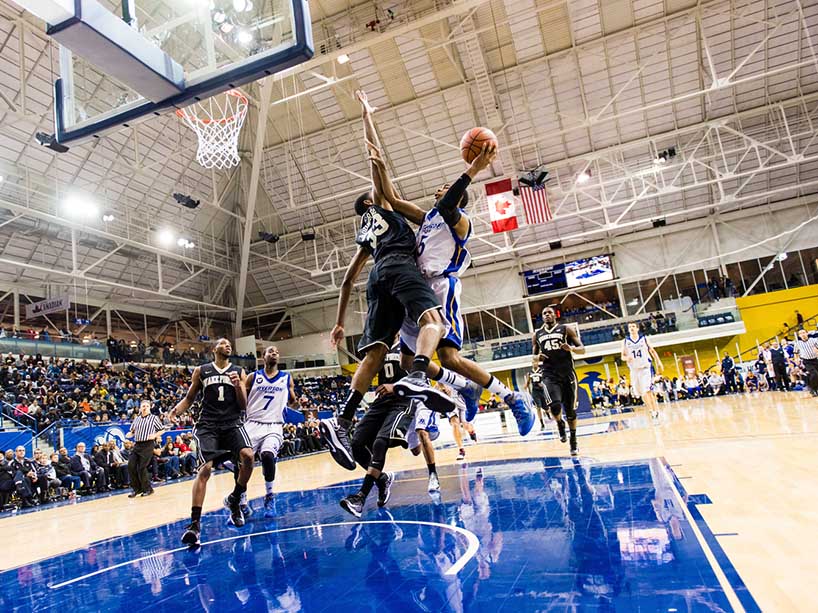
460, 126, 498, 163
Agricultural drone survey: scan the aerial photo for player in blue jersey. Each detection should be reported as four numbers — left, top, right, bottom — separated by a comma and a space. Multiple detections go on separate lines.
242, 345, 297, 517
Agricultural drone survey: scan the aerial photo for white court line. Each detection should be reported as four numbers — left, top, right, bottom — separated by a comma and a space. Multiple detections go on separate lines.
658, 461, 745, 613
47, 520, 479, 589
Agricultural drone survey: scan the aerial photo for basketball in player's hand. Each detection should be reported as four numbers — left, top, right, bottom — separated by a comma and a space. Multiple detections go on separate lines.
460, 127, 498, 163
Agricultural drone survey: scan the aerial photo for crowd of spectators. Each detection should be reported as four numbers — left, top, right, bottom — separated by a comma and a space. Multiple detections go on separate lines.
0, 325, 81, 343
590, 325, 817, 413
106, 338, 209, 366
533, 300, 622, 328
1, 354, 195, 432
293, 375, 351, 413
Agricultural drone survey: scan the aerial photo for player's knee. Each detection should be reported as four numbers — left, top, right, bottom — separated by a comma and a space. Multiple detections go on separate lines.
438, 349, 460, 370
260, 451, 276, 481
417, 429, 430, 442
197, 464, 212, 480
239, 448, 254, 464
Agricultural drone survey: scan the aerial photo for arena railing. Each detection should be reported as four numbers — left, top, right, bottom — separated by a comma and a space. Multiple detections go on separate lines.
0, 337, 108, 360
702, 311, 818, 373
0, 400, 37, 432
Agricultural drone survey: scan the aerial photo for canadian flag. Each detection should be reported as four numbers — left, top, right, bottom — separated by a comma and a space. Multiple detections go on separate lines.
485, 179, 519, 233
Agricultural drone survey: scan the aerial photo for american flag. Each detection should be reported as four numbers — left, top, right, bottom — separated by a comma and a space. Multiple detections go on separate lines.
519, 184, 552, 225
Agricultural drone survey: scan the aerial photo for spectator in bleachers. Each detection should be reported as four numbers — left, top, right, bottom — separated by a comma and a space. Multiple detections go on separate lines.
51, 451, 80, 494
70, 442, 107, 493
10, 445, 43, 507
33, 449, 61, 503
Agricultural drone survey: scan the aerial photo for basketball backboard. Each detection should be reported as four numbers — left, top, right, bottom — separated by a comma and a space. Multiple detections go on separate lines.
53, 0, 312, 145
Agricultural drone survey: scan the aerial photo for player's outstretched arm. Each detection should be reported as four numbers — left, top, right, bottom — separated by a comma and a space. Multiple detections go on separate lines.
439, 142, 497, 239
332, 247, 369, 347
170, 367, 202, 418
356, 90, 391, 210
369, 148, 426, 225
563, 325, 586, 355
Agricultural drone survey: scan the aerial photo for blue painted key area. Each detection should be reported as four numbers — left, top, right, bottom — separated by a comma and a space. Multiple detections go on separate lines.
0, 457, 748, 612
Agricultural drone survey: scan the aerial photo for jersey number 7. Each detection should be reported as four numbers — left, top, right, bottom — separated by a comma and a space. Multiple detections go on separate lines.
262, 395, 277, 411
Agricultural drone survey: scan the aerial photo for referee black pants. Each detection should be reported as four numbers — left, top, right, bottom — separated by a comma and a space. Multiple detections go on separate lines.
803, 359, 818, 393
128, 441, 155, 494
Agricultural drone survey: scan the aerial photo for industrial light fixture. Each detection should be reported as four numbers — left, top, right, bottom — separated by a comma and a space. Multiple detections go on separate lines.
157, 229, 175, 247
337, 53, 350, 64
259, 231, 280, 243
652, 218, 667, 228
233, 0, 253, 11
102, 213, 115, 222
576, 170, 591, 184
549, 240, 562, 250
301, 228, 316, 241
63, 194, 99, 219
35, 131, 69, 153
519, 165, 548, 188
173, 192, 200, 209
777, 252, 788, 262
237, 29, 253, 45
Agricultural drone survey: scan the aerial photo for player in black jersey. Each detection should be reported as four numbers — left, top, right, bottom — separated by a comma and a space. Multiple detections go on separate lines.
339, 346, 416, 517
168, 338, 253, 546
532, 306, 585, 455
321, 96, 459, 472
525, 366, 548, 429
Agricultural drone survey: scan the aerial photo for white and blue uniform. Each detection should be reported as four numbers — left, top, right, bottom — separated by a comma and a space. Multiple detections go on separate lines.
400, 209, 471, 352
407, 390, 466, 450
624, 335, 654, 396
244, 369, 291, 456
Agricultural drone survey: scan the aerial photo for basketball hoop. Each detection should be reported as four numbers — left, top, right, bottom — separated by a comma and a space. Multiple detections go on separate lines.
176, 89, 249, 169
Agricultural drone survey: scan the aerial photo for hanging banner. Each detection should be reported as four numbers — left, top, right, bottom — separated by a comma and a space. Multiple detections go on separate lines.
25, 295, 70, 320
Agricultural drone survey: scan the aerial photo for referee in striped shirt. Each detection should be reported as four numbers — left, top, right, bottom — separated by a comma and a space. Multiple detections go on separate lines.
794, 328, 818, 397
126, 400, 166, 497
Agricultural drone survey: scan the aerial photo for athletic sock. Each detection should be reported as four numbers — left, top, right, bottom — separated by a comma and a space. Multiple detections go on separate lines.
359, 474, 377, 499
412, 355, 431, 375
340, 390, 364, 422
427, 463, 436, 476
191, 506, 202, 522
265, 481, 274, 496
486, 375, 513, 398
230, 481, 247, 501
432, 367, 470, 391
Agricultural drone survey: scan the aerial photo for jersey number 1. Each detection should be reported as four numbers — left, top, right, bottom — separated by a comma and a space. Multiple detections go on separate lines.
217, 385, 225, 402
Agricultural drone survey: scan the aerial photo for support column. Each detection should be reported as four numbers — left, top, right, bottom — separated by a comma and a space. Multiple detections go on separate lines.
12, 290, 20, 331
105, 306, 112, 337
234, 77, 275, 339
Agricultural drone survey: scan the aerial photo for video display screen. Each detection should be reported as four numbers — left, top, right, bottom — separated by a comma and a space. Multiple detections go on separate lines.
524, 255, 614, 295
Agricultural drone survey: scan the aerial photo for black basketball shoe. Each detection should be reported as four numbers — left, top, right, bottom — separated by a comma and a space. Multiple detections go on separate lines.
181, 520, 201, 546
319, 417, 357, 471
340, 492, 365, 518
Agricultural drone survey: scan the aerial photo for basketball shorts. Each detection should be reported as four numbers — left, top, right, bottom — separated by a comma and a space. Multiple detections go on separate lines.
358, 254, 447, 355
400, 275, 463, 353
352, 395, 415, 450
531, 384, 548, 410
243, 420, 284, 457
192, 422, 252, 466
630, 367, 654, 397
407, 405, 444, 450
542, 375, 578, 420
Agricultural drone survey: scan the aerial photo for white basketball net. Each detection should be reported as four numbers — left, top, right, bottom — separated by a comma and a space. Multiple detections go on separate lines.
176, 89, 249, 169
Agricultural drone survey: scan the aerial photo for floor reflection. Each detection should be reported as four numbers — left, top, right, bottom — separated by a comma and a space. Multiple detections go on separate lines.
0, 457, 738, 612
